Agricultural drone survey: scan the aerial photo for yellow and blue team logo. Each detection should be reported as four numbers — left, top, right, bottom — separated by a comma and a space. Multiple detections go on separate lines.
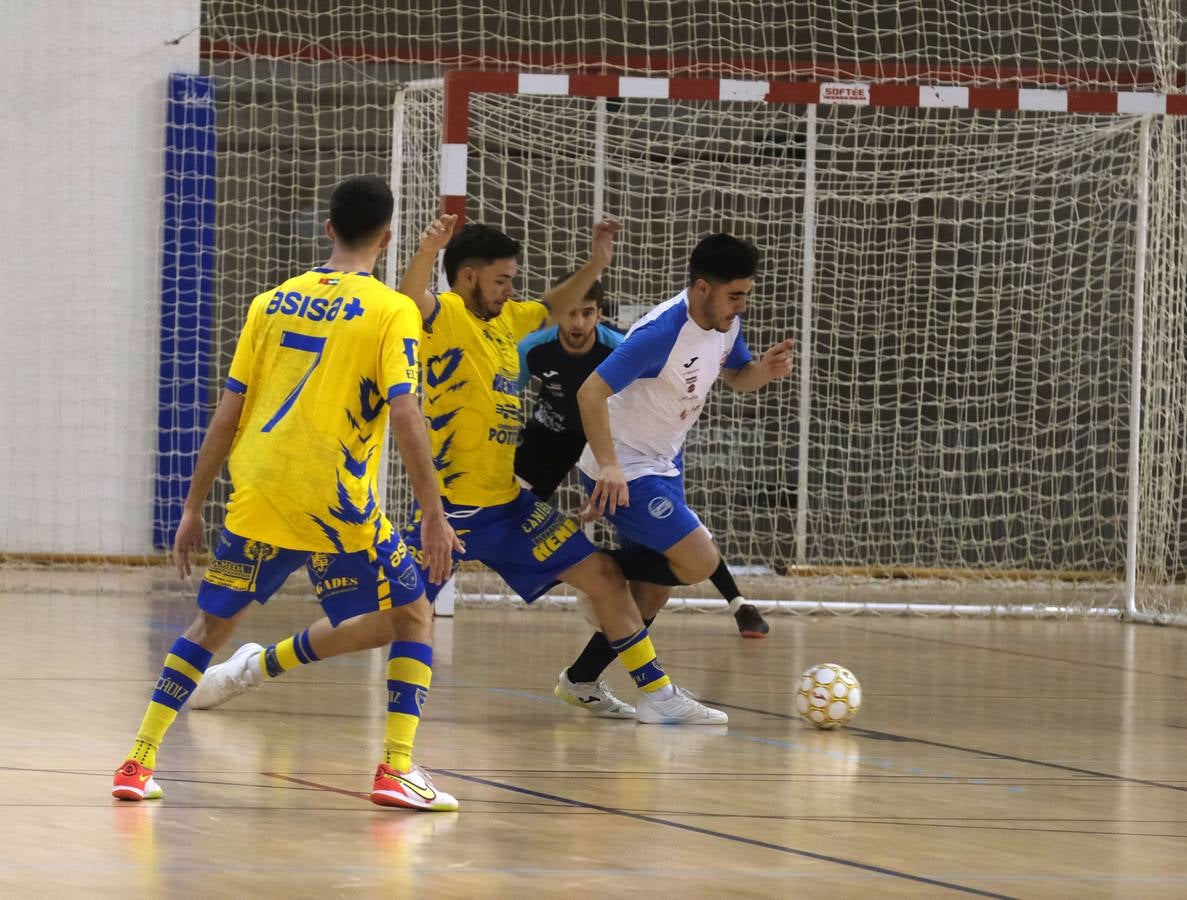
243, 540, 280, 592
244, 540, 279, 562
309, 552, 334, 576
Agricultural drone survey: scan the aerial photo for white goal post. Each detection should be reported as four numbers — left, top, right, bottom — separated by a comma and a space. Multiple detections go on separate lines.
390, 70, 1187, 623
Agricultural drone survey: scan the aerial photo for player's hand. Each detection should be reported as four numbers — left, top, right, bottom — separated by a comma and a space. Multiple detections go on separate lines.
172, 508, 205, 579
590, 219, 621, 270
419, 214, 457, 255
583, 464, 630, 521
759, 338, 795, 382
420, 508, 463, 585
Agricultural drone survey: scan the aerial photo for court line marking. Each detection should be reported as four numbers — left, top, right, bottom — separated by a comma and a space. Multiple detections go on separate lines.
261, 771, 1012, 896
706, 701, 1187, 794
842, 622, 1187, 682
265, 773, 368, 800
429, 769, 1014, 898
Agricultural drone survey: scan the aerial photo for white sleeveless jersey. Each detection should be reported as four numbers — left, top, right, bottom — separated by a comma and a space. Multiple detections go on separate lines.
577, 290, 752, 481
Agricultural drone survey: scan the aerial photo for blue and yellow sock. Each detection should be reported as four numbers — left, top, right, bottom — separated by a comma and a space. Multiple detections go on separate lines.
128, 636, 213, 769
261, 628, 320, 678
384, 641, 432, 771
610, 628, 672, 694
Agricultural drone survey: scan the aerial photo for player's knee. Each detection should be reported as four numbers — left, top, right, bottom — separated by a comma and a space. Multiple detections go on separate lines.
564, 552, 630, 608
671, 554, 717, 585
589, 551, 629, 593
666, 531, 719, 584
184, 610, 239, 651
349, 612, 398, 650
388, 595, 433, 642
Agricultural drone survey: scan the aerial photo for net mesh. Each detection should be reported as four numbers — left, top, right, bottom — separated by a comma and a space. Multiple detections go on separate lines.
200, 1, 1187, 89
392, 83, 1186, 615
1133, 116, 1187, 620
4, 2, 1187, 618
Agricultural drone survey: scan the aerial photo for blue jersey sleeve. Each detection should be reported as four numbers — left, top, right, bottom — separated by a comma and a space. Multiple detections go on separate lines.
596, 323, 625, 351
724, 328, 753, 370
517, 338, 532, 389
517, 326, 558, 388
595, 312, 683, 393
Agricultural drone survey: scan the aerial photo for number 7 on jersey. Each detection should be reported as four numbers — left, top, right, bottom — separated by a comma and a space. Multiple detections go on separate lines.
261, 330, 327, 432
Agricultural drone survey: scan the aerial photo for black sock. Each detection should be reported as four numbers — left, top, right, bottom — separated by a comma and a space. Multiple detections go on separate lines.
568, 616, 655, 683
607, 547, 683, 586
710, 558, 741, 601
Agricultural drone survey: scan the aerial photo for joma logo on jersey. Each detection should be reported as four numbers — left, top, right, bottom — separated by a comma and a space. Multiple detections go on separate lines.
488, 424, 521, 445
265, 291, 364, 322
316, 576, 359, 596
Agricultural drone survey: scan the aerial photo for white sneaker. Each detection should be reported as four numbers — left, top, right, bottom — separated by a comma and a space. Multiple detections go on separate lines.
189, 642, 265, 709
554, 668, 636, 719
636, 686, 728, 725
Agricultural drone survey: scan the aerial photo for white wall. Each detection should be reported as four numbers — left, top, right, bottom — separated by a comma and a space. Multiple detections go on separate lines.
0, 1, 200, 554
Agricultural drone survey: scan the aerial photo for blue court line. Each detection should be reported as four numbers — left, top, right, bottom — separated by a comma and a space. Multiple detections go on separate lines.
484, 686, 570, 706
464, 682, 1000, 788
433, 768, 1014, 899
706, 700, 1187, 794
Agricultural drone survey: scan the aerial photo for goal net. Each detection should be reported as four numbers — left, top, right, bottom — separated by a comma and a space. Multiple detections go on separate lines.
4, 4, 1186, 623
392, 75, 1187, 619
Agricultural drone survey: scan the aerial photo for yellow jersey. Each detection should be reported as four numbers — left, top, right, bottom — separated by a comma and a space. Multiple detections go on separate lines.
422, 291, 549, 506
223, 268, 422, 552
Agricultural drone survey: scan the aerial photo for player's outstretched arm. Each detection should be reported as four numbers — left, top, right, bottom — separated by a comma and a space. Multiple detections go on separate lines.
388, 393, 464, 584
398, 214, 457, 322
543, 219, 620, 321
721, 338, 795, 392
172, 389, 245, 579
577, 371, 629, 518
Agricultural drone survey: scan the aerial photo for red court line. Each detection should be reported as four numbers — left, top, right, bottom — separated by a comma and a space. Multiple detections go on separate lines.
264, 772, 368, 800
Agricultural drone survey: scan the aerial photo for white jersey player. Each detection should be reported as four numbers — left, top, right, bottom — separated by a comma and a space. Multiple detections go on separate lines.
552, 233, 794, 721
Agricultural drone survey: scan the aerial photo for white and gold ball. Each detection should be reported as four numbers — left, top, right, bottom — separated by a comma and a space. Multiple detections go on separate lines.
795, 663, 861, 729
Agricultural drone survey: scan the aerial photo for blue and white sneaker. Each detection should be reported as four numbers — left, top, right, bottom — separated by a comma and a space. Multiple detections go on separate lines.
554, 668, 636, 719
636, 686, 728, 725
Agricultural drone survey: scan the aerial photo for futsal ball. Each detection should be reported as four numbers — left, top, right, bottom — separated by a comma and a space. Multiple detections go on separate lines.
795, 663, 861, 729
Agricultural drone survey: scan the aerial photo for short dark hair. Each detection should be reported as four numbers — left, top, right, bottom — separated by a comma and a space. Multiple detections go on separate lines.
443, 223, 522, 284
687, 233, 760, 285
328, 176, 394, 247
552, 272, 607, 311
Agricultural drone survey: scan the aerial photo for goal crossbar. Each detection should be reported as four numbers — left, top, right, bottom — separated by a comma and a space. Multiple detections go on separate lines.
391, 69, 1187, 622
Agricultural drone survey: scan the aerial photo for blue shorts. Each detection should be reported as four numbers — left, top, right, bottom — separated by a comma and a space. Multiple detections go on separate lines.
197, 528, 425, 627
401, 489, 596, 603
580, 470, 704, 553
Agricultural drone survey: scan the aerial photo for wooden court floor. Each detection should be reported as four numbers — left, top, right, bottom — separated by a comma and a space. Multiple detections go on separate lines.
1, 572, 1186, 898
